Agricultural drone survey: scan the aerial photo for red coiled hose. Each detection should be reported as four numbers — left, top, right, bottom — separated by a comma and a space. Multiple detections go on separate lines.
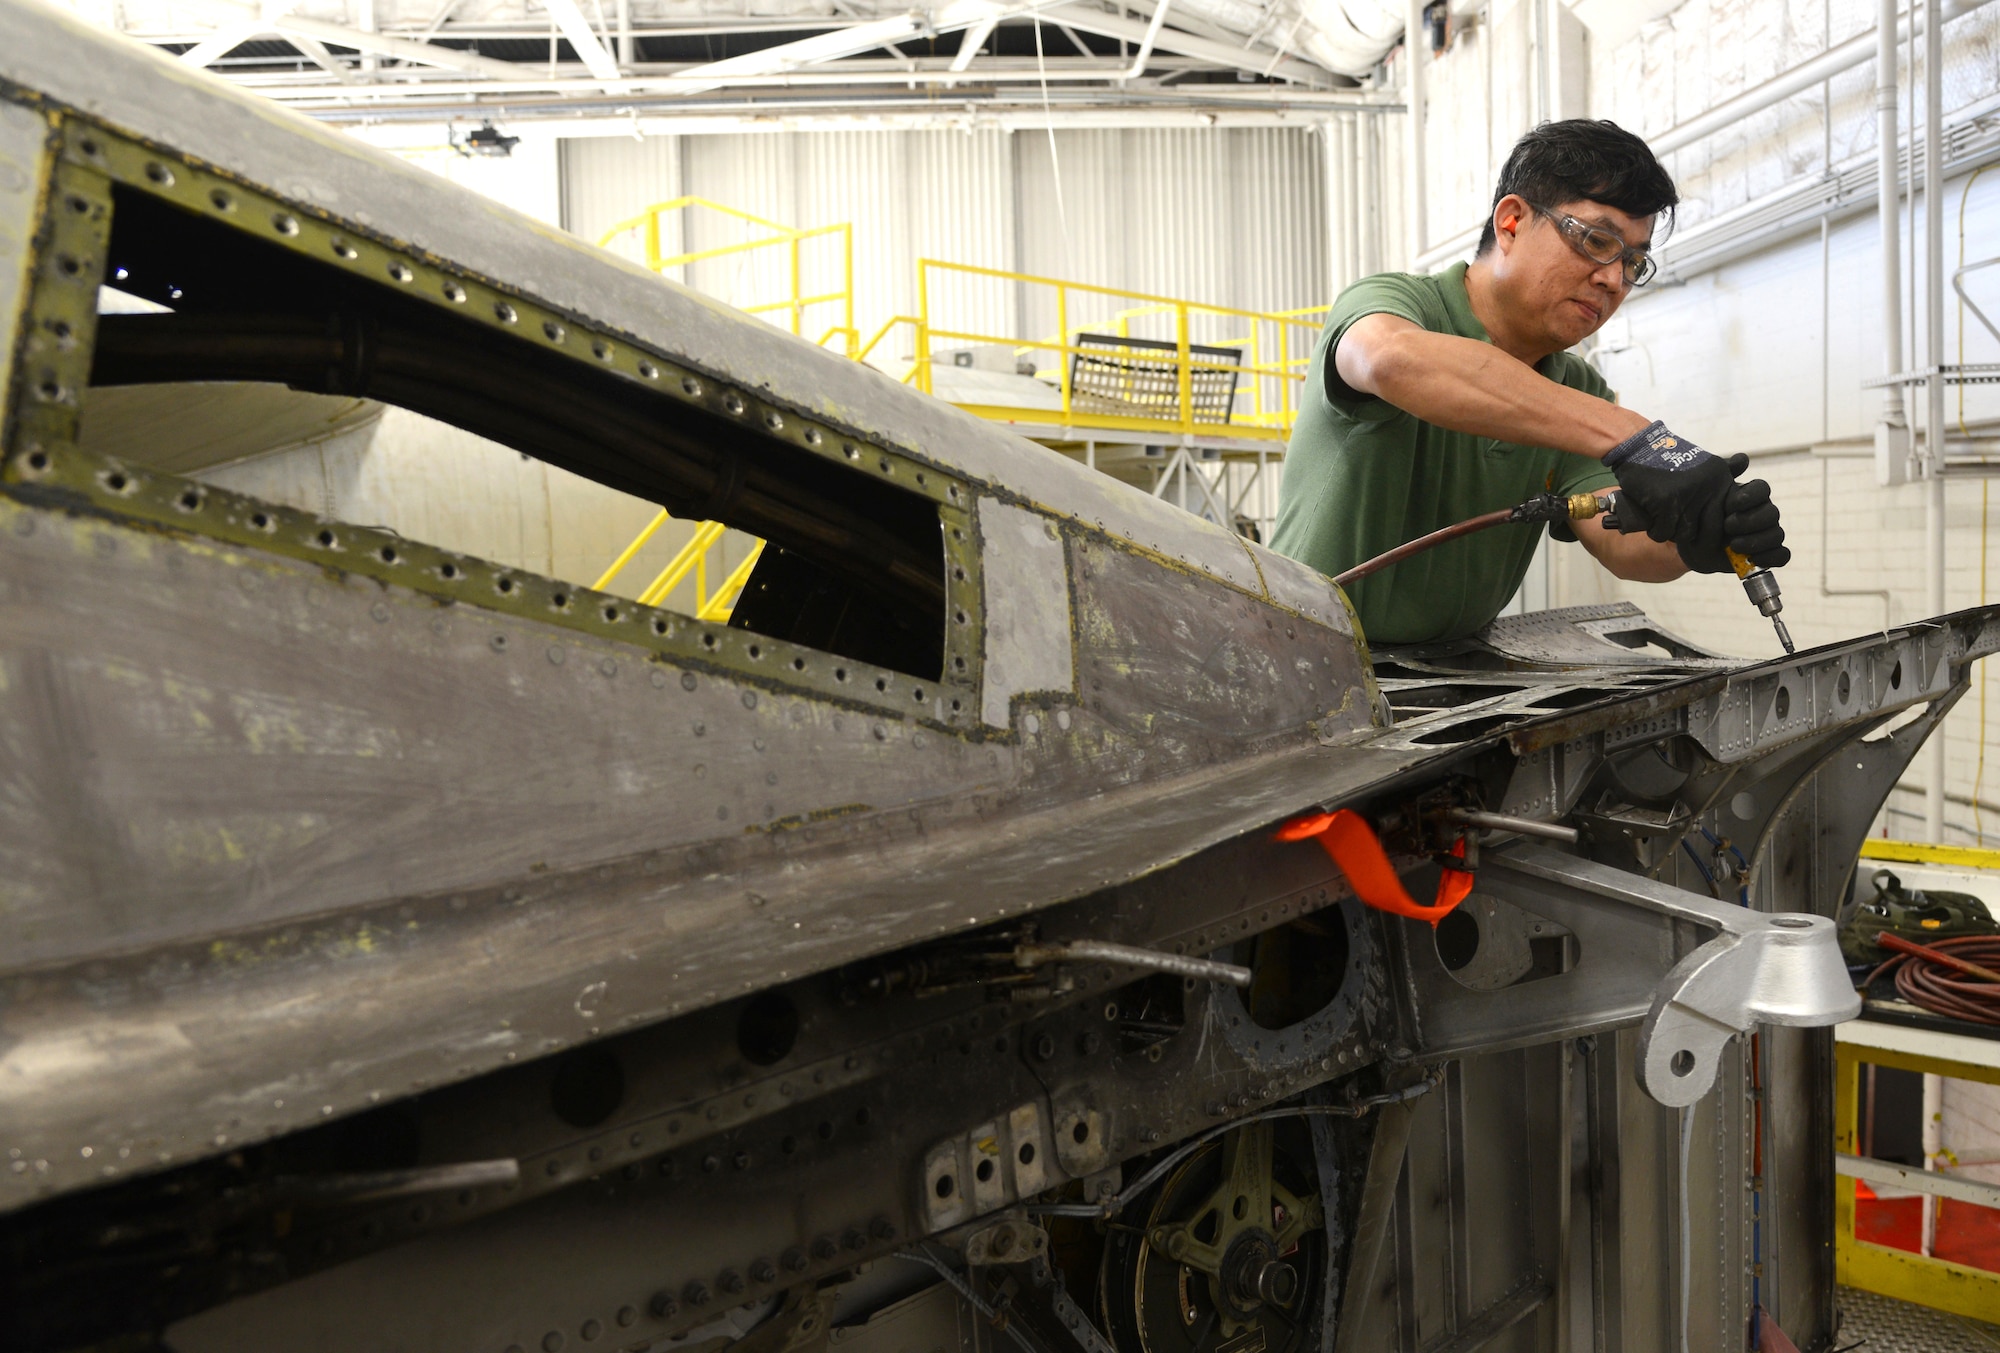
1865, 933, 2000, 1026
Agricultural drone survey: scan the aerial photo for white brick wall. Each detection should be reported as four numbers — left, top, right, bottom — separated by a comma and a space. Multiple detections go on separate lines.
1941, 1079, 2000, 1190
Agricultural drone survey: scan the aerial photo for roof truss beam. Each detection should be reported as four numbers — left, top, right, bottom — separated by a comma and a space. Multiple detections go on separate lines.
177, 0, 525, 79
538, 0, 622, 82
1043, 1, 1326, 84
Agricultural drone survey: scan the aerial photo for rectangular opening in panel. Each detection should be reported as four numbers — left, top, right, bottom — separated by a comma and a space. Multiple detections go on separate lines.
83, 183, 947, 681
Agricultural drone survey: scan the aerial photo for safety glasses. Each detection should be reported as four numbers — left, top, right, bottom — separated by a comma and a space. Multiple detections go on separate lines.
1528, 202, 1657, 287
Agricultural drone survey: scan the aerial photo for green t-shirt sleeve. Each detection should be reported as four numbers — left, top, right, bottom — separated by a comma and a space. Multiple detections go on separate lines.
1318, 272, 1448, 406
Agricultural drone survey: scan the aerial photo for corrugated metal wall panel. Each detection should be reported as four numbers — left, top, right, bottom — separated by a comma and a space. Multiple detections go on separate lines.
560, 135, 684, 268
1013, 127, 1328, 361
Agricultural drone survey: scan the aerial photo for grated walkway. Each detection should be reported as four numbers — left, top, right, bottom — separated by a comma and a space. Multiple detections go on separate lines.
1836, 1285, 2000, 1351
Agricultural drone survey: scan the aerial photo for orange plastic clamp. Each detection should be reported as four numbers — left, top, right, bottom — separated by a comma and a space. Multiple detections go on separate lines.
1274, 808, 1474, 927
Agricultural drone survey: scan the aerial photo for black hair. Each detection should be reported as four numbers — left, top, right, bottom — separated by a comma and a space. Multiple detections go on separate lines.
1476, 119, 1678, 254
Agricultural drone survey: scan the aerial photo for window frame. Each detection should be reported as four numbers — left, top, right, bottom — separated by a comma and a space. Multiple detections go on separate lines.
5, 118, 987, 732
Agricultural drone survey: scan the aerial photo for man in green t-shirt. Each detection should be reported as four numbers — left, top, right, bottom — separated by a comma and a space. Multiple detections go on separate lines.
1271, 120, 1788, 646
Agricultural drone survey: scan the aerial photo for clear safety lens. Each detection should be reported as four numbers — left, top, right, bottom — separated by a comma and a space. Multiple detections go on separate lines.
1536, 204, 1656, 286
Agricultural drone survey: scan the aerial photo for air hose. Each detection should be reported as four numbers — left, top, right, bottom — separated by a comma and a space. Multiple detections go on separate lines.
1865, 932, 2000, 1026
1331, 488, 1797, 653
1332, 491, 1612, 587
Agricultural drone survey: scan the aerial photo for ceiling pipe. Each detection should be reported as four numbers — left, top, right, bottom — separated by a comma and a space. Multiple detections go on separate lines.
1655, 0, 1983, 156
245, 57, 1322, 103
1403, 0, 1425, 266
1924, 0, 1948, 843
1414, 0, 1996, 273
1115, 0, 1174, 80
1877, 0, 1911, 485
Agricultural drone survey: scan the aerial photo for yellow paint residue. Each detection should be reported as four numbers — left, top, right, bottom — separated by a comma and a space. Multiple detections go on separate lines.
156, 813, 326, 871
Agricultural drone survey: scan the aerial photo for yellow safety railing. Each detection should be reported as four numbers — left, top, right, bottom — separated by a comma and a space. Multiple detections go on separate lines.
914, 259, 1323, 439
594, 197, 850, 608
590, 202, 1334, 620
1834, 1034, 2000, 1321
591, 509, 764, 622
599, 196, 857, 357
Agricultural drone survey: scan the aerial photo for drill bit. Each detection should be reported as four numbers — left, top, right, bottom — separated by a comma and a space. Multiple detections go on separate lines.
1598, 492, 1796, 655
1729, 549, 1795, 654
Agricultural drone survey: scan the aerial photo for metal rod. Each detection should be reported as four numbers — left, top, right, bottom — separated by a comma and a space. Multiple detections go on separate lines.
1837, 1153, 2000, 1209
1403, 0, 1427, 267
1012, 939, 1253, 987
1446, 808, 1581, 844
275, 1158, 520, 1203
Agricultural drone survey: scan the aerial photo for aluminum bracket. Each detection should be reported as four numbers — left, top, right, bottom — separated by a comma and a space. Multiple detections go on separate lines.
1406, 845, 1859, 1107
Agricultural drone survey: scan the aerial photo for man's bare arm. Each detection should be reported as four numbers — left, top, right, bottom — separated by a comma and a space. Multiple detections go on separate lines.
1334, 313, 1651, 458
1573, 514, 1686, 582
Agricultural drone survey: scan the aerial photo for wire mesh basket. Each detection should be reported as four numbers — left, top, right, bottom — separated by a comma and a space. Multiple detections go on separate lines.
1067, 332, 1241, 424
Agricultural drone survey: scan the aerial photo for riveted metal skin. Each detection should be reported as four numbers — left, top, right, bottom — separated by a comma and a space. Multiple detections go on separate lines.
1, 9, 1998, 1353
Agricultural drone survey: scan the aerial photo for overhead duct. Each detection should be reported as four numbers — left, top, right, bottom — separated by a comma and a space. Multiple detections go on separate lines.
1169, 0, 1408, 76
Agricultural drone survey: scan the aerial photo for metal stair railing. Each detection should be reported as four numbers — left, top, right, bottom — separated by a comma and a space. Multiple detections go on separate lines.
591, 511, 764, 623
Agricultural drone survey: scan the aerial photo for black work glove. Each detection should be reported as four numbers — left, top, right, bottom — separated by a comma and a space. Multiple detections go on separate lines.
1714, 476, 1790, 572
1603, 422, 1790, 573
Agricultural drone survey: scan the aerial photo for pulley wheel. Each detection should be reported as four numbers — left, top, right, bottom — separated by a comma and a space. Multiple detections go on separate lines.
1098, 1122, 1325, 1353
